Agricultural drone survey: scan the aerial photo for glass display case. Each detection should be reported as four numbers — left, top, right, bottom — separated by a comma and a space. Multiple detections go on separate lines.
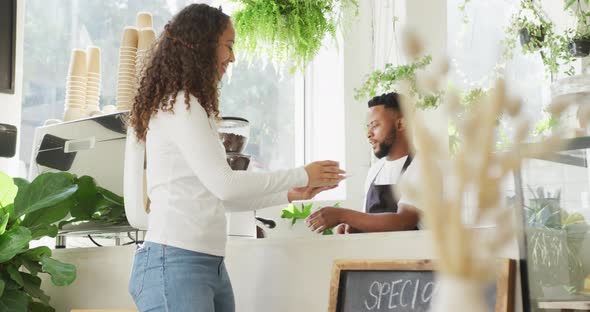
515, 137, 590, 311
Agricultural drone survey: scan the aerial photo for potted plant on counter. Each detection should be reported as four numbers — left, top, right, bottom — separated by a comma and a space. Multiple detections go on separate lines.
231, 0, 358, 71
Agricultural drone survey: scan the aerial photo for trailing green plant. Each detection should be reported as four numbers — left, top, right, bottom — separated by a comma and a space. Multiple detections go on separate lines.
503, 0, 575, 77
0, 170, 127, 311
231, 0, 358, 71
354, 54, 441, 110
280, 202, 340, 235
566, 0, 590, 37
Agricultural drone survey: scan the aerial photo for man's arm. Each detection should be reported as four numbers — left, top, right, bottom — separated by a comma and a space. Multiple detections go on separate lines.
306, 204, 420, 233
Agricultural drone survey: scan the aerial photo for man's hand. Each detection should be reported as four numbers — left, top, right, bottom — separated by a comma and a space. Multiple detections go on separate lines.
335, 223, 352, 234
305, 206, 344, 233
288, 185, 337, 202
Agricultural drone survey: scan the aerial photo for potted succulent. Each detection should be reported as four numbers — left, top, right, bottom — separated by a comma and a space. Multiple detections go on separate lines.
354, 54, 441, 109
231, 0, 358, 71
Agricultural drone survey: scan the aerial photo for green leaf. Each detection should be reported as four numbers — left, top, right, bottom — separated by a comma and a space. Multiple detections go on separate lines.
0, 290, 28, 311
21, 259, 42, 276
29, 301, 55, 312
0, 214, 8, 236
6, 265, 23, 287
28, 224, 58, 241
21, 246, 52, 262
0, 226, 32, 263
21, 198, 74, 228
40, 257, 76, 286
13, 173, 78, 221
22, 273, 50, 304
0, 172, 17, 208
71, 176, 98, 219
0, 279, 4, 298
97, 186, 124, 206
322, 228, 334, 235
0, 205, 13, 224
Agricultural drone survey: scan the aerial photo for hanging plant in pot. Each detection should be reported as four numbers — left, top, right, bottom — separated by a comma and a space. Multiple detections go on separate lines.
231, 0, 358, 71
503, 0, 575, 78
565, 0, 590, 57
354, 54, 442, 110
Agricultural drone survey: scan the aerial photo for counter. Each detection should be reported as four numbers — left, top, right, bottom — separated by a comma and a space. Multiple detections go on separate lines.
40, 230, 522, 311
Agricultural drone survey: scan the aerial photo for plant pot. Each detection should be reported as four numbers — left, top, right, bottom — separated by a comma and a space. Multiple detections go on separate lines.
569, 39, 590, 57
519, 28, 545, 49
430, 276, 489, 312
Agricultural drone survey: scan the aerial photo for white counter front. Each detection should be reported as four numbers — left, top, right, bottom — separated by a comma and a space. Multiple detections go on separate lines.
40, 231, 522, 311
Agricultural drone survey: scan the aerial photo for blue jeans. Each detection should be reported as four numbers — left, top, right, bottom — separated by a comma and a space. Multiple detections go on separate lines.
128, 242, 235, 312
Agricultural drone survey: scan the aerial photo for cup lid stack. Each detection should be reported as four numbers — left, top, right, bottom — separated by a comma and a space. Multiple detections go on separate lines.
64, 49, 89, 122
85, 46, 102, 117
137, 28, 156, 83
116, 26, 139, 111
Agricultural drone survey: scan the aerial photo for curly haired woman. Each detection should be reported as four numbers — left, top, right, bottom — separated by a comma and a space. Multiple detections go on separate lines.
127, 4, 344, 312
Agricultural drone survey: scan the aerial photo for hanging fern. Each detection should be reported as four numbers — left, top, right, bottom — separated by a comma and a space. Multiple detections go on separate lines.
231, 0, 358, 71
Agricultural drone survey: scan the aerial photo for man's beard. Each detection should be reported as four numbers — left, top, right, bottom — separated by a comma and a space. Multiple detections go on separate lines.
374, 129, 396, 159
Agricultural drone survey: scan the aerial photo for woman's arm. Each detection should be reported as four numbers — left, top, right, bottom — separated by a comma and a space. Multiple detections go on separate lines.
164, 101, 308, 201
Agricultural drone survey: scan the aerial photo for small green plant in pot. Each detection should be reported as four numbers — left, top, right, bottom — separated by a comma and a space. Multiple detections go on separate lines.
231, 0, 358, 71
354, 54, 441, 110
280, 202, 341, 235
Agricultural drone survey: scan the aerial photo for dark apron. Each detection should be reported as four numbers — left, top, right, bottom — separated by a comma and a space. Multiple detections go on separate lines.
365, 155, 413, 214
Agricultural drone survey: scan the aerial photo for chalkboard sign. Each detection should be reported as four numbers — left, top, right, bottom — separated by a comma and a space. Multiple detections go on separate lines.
328, 259, 515, 312
0, 0, 16, 93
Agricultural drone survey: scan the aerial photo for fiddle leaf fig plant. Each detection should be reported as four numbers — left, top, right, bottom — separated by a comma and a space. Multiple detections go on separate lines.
231, 0, 358, 71
0, 170, 127, 311
355, 55, 441, 110
0, 171, 77, 311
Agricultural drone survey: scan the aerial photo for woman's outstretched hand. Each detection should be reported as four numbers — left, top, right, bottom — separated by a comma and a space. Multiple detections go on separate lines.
304, 160, 345, 188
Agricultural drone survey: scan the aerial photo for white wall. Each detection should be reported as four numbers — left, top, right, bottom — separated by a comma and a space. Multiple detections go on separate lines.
0, 0, 25, 176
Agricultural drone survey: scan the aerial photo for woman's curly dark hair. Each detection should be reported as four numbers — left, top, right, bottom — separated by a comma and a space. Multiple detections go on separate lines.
130, 4, 230, 142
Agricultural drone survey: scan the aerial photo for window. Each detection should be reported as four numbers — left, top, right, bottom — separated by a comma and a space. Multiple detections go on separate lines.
20, 0, 301, 174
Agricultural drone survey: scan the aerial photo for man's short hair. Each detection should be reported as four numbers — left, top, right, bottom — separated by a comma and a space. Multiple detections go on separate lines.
368, 92, 401, 113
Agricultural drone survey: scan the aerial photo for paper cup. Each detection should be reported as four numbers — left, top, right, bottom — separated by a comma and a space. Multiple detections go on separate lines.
121, 27, 139, 48
86, 46, 101, 74
64, 107, 88, 121
138, 28, 157, 50
137, 12, 153, 28
68, 49, 87, 76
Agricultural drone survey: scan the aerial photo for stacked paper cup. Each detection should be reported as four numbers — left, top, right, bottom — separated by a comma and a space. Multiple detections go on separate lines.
137, 28, 156, 82
116, 27, 139, 111
85, 46, 102, 117
137, 11, 153, 28
64, 49, 88, 121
